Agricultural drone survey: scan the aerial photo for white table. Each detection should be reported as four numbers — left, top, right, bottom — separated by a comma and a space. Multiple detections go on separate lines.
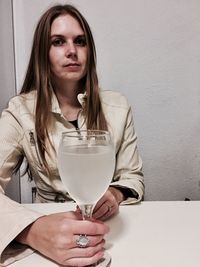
10, 201, 200, 267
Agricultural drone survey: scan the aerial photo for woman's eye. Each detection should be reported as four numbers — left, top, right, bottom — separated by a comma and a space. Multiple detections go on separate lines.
51, 38, 65, 46
74, 36, 86, 46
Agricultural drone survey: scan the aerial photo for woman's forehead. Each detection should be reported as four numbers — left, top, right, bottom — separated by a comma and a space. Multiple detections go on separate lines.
50, 14, 84, 36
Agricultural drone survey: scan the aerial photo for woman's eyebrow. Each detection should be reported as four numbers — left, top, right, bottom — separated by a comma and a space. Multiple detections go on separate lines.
50, 34, 64, 39
75, 34, 85, 37
50, 34, 86, 39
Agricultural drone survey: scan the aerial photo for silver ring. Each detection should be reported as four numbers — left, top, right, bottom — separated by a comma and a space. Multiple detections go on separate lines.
76, 234, 89, 248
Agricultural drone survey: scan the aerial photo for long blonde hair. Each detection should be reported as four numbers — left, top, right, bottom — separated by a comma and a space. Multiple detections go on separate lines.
20, 4, 107, 174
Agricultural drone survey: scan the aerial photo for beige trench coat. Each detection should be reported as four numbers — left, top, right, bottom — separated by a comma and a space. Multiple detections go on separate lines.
0, 90, 144, 266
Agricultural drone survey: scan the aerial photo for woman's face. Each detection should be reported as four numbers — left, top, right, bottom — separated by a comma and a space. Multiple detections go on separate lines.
49, 14, 87, 85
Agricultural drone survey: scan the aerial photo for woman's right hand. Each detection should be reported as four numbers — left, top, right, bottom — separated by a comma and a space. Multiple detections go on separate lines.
16, 211, 109, 266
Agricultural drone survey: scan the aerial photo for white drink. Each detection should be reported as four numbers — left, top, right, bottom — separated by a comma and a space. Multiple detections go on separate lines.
58, 144, 115, 205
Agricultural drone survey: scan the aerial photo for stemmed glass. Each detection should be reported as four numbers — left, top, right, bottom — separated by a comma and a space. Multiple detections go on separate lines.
57, 130, 115, 267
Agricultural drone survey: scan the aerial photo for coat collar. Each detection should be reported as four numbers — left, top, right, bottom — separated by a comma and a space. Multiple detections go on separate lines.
51, 90, 87, 114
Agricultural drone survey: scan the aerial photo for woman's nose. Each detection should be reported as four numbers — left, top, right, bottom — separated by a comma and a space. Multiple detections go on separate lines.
65, 42, 76, 57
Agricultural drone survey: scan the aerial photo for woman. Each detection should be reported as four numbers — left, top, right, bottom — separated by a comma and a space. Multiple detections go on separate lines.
0, 4, 144, 267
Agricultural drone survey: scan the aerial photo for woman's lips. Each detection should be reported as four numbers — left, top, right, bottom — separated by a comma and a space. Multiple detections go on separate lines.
64, 63, 81, 71
65, 63, 80, 66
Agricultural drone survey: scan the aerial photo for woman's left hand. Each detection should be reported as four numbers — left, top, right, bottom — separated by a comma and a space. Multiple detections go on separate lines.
92, 187, 125, 221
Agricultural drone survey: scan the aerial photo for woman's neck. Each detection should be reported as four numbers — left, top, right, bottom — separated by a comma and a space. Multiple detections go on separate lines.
53, 79, 79, 101
52, 80, 82, 121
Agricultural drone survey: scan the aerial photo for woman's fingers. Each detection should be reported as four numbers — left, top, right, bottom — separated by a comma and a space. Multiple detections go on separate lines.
92, 188, 120, 220
63, 250, 104, 267
71, 219, 110, 235
93, 200, 118, 220
66, 239, 105, 258
45, 241, 105, 266
76, 186, 123, 222
99, 204, 118, 221
17, 211, 109, 266
93, 194, 107, 212
93, 201, 110, 219
72, 235, 105, 248
53, 238, 105, 266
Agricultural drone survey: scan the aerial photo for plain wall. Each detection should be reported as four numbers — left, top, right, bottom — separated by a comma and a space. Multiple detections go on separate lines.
0, 0, 20, 202
9, 0, 200, 201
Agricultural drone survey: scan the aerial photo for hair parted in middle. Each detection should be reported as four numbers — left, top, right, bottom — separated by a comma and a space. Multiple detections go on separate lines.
20, 4, 107, 173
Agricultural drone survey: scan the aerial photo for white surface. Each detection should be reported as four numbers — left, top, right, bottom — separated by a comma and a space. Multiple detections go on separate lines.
11, 0, 200, 201
10, 201, 200, 267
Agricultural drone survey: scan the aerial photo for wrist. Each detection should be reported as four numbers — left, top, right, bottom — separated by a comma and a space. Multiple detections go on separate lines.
15, 223, 33, 246
15, 216, 45, 248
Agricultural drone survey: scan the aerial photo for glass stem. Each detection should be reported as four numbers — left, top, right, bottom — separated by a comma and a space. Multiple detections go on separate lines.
80, 204, 94, 219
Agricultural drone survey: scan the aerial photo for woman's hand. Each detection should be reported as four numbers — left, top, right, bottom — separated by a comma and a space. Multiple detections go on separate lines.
92, 187, 125, 221
16, 211, 109, 266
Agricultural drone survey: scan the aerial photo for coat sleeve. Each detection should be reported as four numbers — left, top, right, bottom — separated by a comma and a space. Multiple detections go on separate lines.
110, 105, 145, 204
0, 108, 43, 266
0, 194, 43, 266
